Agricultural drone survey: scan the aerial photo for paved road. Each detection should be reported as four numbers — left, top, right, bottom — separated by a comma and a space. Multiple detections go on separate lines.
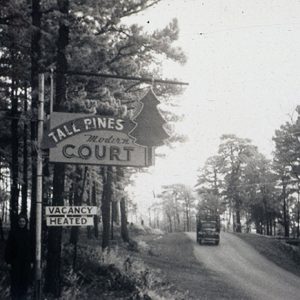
140, 232, 246, 299
186, 232, 300, 300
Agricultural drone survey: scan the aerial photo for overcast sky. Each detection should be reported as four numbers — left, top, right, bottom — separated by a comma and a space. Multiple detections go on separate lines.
125, 0, 300, 215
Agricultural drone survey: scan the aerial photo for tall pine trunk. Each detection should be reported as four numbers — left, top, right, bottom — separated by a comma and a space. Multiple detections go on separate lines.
70, 167, 87, 270
120, 197, 129, 243
235, 198, 241, 233
44, 167, 65, 296
112, 201, 119, 224
92, 181, 99, 238
111, 201, 114, 240
282, 182, 289, 237
0, 217, 3, 240
102, 166, 113, 249
10, 77, 19, 230
69, 167, 82, 244
297, 185, 300, 238
21, 86, 28, 215
186, 207, 190, 232
44, 0, 69, 296
30, 0, 41, 237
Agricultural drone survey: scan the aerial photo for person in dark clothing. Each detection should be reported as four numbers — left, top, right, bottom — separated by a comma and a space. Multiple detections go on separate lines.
5, 214, 33, 300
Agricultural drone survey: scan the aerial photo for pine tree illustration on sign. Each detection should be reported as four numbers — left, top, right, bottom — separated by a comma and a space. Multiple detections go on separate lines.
130, 89, 169, 147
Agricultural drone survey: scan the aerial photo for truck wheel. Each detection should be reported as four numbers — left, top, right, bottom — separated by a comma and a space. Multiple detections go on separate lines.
199, 239, 203, 245
215, 240, 219, 246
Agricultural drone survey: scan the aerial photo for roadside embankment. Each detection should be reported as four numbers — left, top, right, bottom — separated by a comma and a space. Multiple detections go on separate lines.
234, 233, 300, 277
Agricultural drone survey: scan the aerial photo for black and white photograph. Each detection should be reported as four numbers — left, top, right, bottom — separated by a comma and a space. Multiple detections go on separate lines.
0, 0, 300, 299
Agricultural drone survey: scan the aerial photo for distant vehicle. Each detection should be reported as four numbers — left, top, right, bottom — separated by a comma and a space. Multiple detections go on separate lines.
196, 212, 220, 246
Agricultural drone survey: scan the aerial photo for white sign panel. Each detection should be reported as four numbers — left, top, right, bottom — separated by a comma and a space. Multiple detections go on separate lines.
45, 112, 151, 167
46, 216, 94, 226
45, 206, 97, 216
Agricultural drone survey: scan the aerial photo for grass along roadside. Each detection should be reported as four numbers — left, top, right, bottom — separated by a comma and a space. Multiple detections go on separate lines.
234, 233, 300, 277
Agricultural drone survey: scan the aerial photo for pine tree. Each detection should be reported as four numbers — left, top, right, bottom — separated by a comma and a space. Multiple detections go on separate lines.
130, 89, 169, 147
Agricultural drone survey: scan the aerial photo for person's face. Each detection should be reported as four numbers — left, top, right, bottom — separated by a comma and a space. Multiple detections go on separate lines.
18, 217, 26, 228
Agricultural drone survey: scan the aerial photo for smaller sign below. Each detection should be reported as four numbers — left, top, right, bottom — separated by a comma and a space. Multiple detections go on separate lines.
45, 206, 98, 226
45, 206, 97, 216
46, 216, 93, 226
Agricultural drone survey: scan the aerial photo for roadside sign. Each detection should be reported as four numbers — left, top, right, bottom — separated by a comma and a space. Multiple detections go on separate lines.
45, 206, 97, 215
45, 206, 98, 227
44, 112, 152, 167
46, 216, 94, 226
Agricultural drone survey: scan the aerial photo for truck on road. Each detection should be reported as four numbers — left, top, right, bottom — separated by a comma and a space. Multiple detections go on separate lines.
196, 212, 220, 245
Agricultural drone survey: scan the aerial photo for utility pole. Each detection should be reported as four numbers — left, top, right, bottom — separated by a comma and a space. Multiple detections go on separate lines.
35, 73, 44, 300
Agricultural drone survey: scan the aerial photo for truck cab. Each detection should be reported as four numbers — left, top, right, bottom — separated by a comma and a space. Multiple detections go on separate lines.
196, 214, 220, 246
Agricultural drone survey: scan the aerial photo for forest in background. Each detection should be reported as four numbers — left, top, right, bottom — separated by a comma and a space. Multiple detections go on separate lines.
155, 127, 300, 240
